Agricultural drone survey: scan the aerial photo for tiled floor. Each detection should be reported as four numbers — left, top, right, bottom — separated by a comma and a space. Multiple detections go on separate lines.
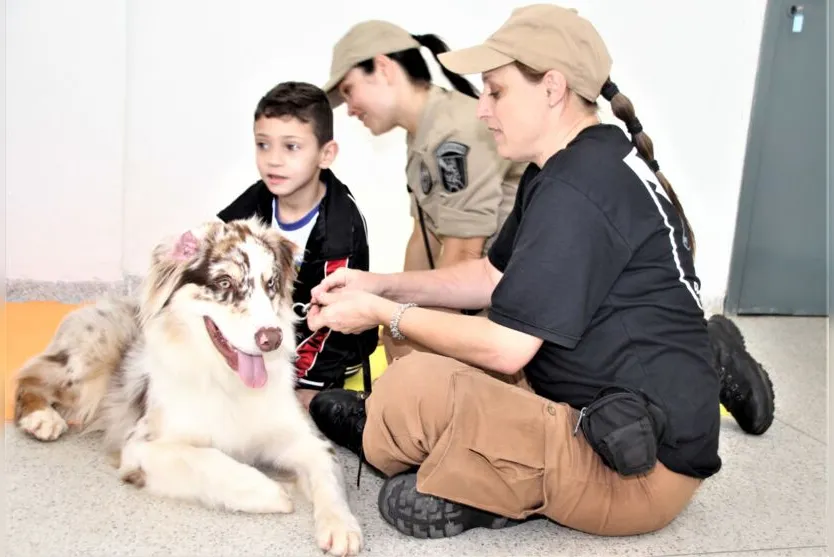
4, 315, 829, 556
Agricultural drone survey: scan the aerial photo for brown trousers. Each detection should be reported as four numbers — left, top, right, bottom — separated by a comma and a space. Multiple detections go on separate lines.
364, 347, 703, 536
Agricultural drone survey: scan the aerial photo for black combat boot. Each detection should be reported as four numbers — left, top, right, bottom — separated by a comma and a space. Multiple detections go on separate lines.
707, 314, 775, 435
378, 472, 524, 539
308, 388, 368, 456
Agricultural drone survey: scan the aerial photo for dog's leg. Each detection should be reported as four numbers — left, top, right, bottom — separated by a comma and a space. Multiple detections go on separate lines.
15, 355, 76, 441
119, 435, 294, 514
275, 437, 363, 556
15, 300, 135, 441
16, 375, 69, 441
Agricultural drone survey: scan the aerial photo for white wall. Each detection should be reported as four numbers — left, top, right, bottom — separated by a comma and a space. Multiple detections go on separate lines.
6, 0, 126, 282
6, 0, 768, 310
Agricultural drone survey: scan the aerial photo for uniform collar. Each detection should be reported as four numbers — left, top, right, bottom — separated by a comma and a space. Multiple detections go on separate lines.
406, 85, 446, 153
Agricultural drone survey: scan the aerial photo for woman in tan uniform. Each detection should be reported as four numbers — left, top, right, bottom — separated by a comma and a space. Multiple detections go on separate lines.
322, 20, 527, 360
322, 21, 529, 271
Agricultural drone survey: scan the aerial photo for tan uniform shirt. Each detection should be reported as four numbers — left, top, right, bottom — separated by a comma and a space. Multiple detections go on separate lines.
405, 86, 526, 255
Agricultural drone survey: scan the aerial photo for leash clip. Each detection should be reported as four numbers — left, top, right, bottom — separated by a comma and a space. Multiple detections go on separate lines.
293, 302, 313, 316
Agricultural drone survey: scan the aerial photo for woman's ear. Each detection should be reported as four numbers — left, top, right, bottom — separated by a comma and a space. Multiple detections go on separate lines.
373, 54, 398, 85
543, 70, 568, 107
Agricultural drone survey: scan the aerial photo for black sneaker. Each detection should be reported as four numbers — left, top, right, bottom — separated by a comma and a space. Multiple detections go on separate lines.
378, 472, 523, 539
707, 314, 775, 435
308, 388, 368, 456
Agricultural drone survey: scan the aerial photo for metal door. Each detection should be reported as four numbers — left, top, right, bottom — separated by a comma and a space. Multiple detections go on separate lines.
725, 0, 828, 316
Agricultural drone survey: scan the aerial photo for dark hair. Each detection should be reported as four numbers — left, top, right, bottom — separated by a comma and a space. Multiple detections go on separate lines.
515, 61, 695, 255
254, 81, 334, 145
599, 78, 695, 255
355, 34, 480, 99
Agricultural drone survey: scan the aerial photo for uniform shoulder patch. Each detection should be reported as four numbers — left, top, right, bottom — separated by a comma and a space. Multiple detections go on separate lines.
419, 161, 433, 194
434, 141, 469, 193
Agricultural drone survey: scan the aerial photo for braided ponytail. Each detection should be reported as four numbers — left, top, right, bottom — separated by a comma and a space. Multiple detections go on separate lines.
601, 79, 696, 256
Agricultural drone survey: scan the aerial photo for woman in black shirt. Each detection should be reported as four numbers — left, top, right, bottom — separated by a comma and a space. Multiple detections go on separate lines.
305, 3, 773, 542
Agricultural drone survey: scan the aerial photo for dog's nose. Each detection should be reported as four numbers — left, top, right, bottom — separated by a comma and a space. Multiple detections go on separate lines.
255, 327, 282, 352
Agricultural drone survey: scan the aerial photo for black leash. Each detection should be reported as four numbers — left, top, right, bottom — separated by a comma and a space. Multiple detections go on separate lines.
417, 203, 435, 270
354, 337, 373, 488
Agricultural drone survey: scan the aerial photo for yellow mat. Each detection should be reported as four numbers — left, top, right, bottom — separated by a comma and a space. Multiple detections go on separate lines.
2, 302, 726, 422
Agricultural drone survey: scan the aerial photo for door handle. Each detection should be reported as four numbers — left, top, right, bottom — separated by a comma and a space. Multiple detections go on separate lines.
789, 4, 804, 33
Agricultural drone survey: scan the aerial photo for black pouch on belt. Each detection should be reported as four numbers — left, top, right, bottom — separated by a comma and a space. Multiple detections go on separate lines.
573, 386, 668, 477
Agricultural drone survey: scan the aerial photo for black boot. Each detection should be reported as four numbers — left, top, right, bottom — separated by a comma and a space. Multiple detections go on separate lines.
378, 472, 523, 539
308, 388, 368, 456
707, 314, 775, 435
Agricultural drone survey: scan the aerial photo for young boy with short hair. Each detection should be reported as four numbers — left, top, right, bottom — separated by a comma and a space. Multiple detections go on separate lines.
217, 81, 378, 410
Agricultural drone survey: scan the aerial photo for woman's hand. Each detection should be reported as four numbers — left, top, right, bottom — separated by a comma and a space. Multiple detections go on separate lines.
306, 289, 394, 335
310, 268, 383, 303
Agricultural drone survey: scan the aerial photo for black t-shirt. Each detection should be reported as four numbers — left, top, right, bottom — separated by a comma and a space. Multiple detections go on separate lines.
487, 124, 721, 480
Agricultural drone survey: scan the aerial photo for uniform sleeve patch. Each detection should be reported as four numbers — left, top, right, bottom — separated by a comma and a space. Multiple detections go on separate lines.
420, 161, 433, 194
435, 141, 469, 193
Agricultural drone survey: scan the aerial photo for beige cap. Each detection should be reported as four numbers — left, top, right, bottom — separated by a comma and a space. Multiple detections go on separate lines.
323, 20, 421, 107
437, 4, 612, 102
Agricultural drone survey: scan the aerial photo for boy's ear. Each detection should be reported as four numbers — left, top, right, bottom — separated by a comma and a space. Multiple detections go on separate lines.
318, 139, 339, 169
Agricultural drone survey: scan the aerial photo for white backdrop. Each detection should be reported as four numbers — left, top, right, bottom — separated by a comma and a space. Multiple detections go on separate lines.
6, 0, 768, 311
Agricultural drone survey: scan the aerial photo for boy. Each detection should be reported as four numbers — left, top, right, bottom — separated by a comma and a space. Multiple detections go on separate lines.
217, 81, 378, 411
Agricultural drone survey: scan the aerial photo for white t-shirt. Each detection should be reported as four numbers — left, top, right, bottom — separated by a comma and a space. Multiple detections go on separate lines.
272, 197, 320, 267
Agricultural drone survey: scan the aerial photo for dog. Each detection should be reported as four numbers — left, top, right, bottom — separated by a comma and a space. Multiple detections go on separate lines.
13, 217, 363, 556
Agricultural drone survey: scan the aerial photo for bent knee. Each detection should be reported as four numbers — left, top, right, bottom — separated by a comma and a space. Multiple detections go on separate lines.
371, 352, 463, 404
365, 352, 465, 433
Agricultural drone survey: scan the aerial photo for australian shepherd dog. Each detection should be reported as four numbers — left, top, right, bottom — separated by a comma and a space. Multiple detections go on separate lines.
12, 218, 363, 556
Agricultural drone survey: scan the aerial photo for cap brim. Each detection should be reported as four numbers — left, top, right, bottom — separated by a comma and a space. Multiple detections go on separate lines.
322, 72, 347, 109
437, 44, 514, 75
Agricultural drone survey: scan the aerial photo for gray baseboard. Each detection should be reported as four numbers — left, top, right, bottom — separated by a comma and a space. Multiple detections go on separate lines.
5, 276, 143, 304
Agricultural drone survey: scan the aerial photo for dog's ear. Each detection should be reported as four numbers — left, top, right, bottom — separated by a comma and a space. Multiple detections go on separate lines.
261, 228, 301, 298
138, 227, 206, 326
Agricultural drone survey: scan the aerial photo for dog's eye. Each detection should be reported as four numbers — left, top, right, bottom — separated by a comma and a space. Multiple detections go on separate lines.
266, 278, 276, 290
216, 276, 233, 290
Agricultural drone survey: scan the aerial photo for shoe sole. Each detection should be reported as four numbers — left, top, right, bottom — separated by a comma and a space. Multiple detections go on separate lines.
378, 473, 518, 539
742, 356, 776, 435
721, 348, 776, 436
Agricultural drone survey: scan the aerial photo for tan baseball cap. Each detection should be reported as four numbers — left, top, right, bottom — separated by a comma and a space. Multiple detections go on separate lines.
323, 20, 421, 108
437, 4, 612, 102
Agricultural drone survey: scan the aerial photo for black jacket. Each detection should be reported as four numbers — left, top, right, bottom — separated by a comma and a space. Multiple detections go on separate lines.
217, 168, 379, 389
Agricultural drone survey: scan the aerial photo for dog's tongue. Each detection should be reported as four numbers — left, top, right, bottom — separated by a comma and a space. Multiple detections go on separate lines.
236, 351, 267, 388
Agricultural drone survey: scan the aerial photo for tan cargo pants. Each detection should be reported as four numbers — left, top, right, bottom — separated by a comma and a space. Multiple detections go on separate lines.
363, 349, 704, 536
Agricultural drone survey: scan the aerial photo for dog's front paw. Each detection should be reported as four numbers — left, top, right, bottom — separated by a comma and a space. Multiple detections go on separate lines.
18, 407, 68, 441
316, 511, 363, 556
